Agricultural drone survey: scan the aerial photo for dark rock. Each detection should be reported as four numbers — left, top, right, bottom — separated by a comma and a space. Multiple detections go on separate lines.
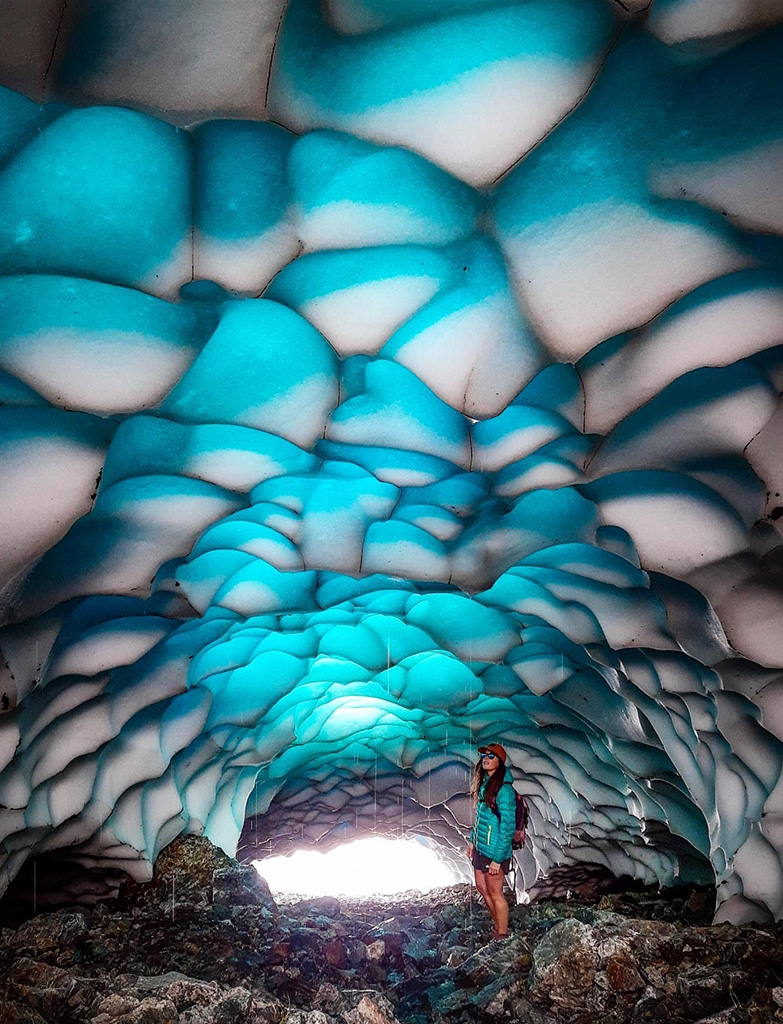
5, 977, 95, 1023
388, 974, 432, 1016
118, 834, 248, 913
284, 1013, 337, 1024
290, 895, 341, 918
345, 938, 368, 967
4, 879, 783, 1024
401, 932, 439, 968
117, 837, 213, 908
269, 940, 290, 963
676, 966, 753, 1017
212, 864, 277, 914
686, 890, 715, 920
323, 938, 348, 969
94, 992, 144, 1017
530, 918, 601, 1008
594, 930, 646, 993
341, 991, 401, 1024
209, 986, 251, 1023
0, 1001, 49, 1024
124, 996, 179, 1024
620, 917, 678, 940
284, 1013, 338, 1024
604, 950, 645, 992
168, 979, 222, 1012
364, 939, 385, 962
444, 946, 468, 968
505, 997, 561, 1024
135, 972, 221, 1011
7, 956, 74, 986
364, 929, 406, 967
9, 909, 88, 951
471, 972, 519, 1013
312, 982, 343, 1014
633, 985, 669, 1020
136, 972, 197, 993
427, 979, 473, 1015
456, 933, 529, 988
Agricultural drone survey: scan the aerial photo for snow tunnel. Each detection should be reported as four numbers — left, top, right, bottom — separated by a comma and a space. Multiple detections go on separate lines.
1, 0, 783, 925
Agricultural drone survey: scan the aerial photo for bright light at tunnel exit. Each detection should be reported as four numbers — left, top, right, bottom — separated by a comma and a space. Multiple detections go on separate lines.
254, 837, 460, 897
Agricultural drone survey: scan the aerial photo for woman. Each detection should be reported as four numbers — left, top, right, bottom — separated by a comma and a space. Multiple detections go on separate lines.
467, 742, 516, 940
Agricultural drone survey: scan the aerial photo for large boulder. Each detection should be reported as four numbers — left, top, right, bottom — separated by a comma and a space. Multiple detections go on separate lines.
118, 835, 277, 919
8, 909, 88, 952
530, 918, 601, 1009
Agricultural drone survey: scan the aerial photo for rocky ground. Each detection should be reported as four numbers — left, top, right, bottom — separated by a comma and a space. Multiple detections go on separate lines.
2, 837, 783, 1024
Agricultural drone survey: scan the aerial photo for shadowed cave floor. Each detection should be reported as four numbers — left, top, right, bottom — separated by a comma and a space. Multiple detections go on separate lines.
2, 837, 783, 1024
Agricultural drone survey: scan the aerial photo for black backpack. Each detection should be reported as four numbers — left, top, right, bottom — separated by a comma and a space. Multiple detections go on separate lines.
488, 783, 529, 847
512, 791, 528, 850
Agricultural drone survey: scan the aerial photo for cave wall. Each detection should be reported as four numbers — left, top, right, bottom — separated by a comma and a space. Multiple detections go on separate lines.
0, 0, 783, 923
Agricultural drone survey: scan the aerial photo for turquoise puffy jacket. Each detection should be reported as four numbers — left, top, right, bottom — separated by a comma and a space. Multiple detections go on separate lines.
470, 778, 516, 863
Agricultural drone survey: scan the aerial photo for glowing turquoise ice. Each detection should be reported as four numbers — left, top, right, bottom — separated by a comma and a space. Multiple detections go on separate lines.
0, 3, 782, 927
0, 106, 190, 290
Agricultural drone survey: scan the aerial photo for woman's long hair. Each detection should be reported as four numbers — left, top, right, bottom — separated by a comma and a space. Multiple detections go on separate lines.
471, 757, 507, 818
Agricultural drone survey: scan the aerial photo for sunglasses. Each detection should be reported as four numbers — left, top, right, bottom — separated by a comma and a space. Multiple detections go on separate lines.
481, 752, 498, 760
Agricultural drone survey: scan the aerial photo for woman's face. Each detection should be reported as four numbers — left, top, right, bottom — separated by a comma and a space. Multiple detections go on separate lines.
481, 751, 500, 775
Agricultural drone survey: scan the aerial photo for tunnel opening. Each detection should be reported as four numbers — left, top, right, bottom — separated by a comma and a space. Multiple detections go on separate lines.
253, 835, 464, 898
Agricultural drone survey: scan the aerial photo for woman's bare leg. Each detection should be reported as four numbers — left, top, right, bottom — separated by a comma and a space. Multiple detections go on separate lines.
474, 868, 499, 930
486, 870, 509, 935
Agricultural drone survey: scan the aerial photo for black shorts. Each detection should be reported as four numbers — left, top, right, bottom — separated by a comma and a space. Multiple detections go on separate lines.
471, 849, 512, 874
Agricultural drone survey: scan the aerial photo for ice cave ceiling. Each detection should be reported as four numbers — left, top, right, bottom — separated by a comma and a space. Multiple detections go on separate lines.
0, 0, 783, 925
